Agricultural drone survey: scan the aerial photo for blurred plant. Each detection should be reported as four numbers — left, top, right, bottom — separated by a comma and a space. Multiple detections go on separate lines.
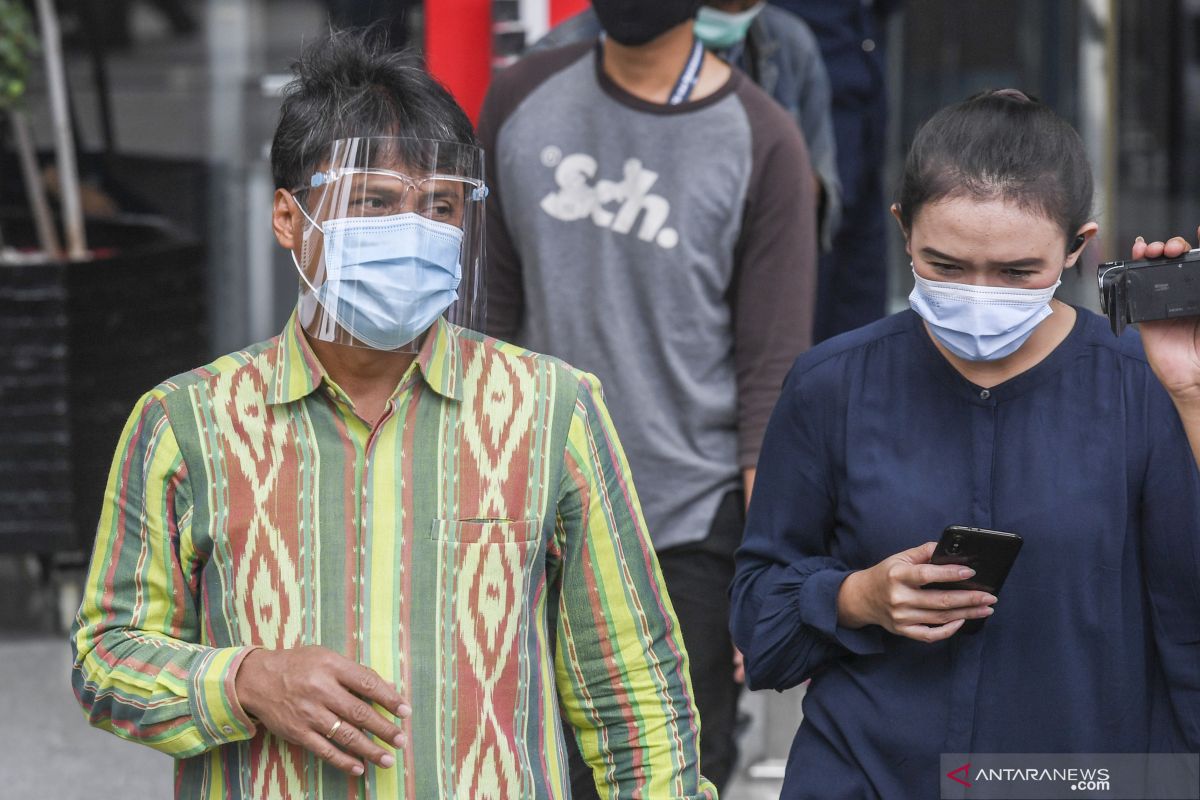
1, 0, 62, 259
0, 0, 38, 111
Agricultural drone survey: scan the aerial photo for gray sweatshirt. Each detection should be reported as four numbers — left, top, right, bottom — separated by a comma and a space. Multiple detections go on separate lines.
480, 41, 817, 550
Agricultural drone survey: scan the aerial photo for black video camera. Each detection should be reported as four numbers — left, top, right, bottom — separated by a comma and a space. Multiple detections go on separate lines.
1097, 248, 1200, 336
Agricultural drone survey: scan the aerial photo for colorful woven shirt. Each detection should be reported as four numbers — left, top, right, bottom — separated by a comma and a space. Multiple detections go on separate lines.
71, 314, 716, 800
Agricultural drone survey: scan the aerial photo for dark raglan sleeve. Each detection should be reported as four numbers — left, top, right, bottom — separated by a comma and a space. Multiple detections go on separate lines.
477, 42, 593, 341
477, 69, 526, 341
730, 80, 819, 470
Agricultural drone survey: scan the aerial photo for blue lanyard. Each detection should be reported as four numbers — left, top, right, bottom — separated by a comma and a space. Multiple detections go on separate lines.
668, 37, 705, 105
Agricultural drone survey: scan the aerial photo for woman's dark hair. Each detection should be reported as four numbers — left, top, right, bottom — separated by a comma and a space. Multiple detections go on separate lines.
270, 28, 477, 190
896, 89, 1093, 244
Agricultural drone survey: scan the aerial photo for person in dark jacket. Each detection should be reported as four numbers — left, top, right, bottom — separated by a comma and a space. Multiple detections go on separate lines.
771, 0, 901, 341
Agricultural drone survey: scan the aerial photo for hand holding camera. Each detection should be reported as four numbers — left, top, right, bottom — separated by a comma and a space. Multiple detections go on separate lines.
1121, 229, 1200, 405
1109, 227, 1200, 466
1098, 246, 1200, 337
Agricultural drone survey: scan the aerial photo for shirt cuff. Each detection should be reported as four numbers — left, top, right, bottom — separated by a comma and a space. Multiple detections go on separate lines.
797, 568, 885, 656
187, 646, 261, 747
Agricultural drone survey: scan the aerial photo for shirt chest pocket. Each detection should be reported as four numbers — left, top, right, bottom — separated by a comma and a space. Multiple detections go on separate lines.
426, 519, 543, 635
429, 518, 540, 544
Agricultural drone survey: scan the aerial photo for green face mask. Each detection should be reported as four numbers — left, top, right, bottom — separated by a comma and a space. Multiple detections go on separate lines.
693, 2, 765, 49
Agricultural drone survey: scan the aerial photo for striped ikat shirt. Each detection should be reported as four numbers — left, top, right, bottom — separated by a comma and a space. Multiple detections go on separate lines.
70, 313, 715, 799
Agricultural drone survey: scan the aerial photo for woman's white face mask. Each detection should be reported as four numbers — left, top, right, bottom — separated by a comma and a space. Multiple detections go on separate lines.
908, 269, 1061, 361
897, 197, 1093, 362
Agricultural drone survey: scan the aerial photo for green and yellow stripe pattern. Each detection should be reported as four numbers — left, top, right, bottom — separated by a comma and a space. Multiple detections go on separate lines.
71, 314, 715, 799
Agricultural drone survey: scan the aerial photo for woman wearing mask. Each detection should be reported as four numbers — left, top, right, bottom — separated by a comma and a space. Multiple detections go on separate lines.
730, 89, 1200, 798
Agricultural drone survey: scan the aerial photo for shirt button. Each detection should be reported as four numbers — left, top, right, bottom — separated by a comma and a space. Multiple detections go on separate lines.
222, 724, 234, 734
979, 389, 991, 400
862, 38, 876, 52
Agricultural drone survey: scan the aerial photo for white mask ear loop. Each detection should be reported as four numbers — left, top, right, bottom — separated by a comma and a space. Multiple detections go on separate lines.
295, 186, 328, 296
296, 197, 323, 232
291, 188, 340, 342
291, 248, 339, 342
296, 192, 325, 254
291, 249, 320, 294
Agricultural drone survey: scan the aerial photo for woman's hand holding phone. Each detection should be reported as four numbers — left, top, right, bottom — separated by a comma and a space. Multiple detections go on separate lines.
836, 542, 997, 643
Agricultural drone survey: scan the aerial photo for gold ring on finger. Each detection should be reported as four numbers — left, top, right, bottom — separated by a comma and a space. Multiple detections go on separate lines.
324, 719, 343, 740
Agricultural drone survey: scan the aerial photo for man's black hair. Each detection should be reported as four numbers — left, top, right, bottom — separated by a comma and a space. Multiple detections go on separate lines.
896, 89, 1093, 245
270, 28, 477, 191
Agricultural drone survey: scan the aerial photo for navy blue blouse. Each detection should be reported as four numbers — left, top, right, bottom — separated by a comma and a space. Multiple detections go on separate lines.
731, 309, 1200, 798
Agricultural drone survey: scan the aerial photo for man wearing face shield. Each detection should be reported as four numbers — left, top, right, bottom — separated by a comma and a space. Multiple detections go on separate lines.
481, 0, 819, 794
70, 30, 715, 800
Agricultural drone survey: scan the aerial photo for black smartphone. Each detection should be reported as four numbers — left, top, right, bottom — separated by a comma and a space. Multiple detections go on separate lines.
924, 525, 1023, 634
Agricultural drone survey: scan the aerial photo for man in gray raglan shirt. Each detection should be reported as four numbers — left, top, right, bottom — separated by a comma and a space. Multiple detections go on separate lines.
479, 0, 817, 793
530, 0, 842, 252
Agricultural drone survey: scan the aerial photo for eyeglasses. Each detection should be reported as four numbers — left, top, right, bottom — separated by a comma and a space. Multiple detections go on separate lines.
294, 167, 488, 226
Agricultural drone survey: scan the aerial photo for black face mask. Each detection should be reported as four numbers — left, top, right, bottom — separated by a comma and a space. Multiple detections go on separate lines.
591, 0, 704, 46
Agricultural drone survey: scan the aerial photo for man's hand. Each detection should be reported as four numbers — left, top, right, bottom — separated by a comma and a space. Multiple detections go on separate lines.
835, 542, 996, 642
234, 646, 411, 776
1131, 228, 1200, 406
737, 467, 755, 683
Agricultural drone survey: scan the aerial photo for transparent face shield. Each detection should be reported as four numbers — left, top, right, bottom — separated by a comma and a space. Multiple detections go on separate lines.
290, 137, 487, 353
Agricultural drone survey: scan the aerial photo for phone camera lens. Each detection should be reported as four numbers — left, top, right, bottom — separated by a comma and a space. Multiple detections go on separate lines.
949, 537, 962, 554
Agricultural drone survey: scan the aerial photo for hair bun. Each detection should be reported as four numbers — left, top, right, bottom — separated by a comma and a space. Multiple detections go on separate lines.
988, 88, 1034, 103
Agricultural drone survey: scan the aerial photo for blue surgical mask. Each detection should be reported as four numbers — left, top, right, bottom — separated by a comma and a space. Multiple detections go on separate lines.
298, 212, 463, 350
694, 2, 765, 49
908, 269, 1061, 361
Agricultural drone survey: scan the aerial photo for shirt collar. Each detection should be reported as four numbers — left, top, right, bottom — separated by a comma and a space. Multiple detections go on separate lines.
413, 317, 464, 402
267, 312, 464, 406
267, 311, 327, 405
